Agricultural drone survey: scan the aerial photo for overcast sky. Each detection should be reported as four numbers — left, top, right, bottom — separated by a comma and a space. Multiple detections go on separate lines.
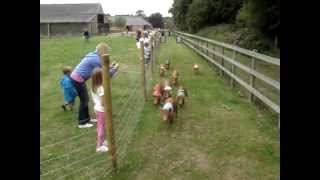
40, 0, 174, 17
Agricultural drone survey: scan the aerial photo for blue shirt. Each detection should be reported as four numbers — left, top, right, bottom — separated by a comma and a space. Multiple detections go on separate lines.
73, 50, 118, 81
60, 75, 77, 103
73, 51, 102, 81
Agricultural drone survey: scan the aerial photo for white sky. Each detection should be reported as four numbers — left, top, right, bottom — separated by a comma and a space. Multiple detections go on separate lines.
40, 0, 173, 17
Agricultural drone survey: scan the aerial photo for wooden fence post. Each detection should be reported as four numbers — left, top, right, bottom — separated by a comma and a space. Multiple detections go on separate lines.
47, 23, 51, 38
220, 47, 224, 76
150, 35, 154, 73
278, 114, 280, 129
249, 57, 256, 102
231, 50, 236, 88
206, 41, 209, 56
101, 54, 118, 170
140, 41, 147, 101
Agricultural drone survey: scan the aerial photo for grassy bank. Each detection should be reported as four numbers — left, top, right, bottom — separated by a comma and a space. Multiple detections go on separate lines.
195, 24, 280, 58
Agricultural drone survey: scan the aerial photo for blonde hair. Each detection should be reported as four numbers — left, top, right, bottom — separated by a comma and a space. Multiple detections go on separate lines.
91, 68, 103, 93
96, 43, 109, 56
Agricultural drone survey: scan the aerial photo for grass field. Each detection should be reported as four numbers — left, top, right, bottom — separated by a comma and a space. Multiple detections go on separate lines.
40, 35, 279, 179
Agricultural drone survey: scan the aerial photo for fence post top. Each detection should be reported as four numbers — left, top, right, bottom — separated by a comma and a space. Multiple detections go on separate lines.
101, 54, 110, 64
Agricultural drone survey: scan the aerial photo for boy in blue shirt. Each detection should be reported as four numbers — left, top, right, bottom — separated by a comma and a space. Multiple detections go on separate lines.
60, 66, 77, 111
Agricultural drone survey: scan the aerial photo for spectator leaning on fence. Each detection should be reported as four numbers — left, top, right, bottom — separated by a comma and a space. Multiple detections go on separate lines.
136, 30, 142, 42
139, 31, 151, 65
70, 43, 119, 128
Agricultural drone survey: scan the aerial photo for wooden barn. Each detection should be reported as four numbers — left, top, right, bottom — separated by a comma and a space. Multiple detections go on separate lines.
125, 16, 153, 31
111, 16, 152, 32
40, 3, 110, 37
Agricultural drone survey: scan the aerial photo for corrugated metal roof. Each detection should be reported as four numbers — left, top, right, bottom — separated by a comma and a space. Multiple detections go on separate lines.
40, 3, 104, 23
126, 17, 152, 26
111, 16, 152, 26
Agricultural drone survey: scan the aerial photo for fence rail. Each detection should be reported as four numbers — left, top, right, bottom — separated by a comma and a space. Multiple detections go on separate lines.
175, 31, 280, 127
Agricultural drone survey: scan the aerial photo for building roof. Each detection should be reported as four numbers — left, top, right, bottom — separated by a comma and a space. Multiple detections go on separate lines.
112, 16, 152, 26
40, 3, 104, 23
126, 16, 152, 26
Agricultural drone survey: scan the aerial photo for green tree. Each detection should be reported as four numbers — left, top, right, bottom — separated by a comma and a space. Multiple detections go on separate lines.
136, 10, 147, 19
113, 16, 127, 28
236, 0, 279, 38
170, 0, 243, 32
185, 0, 211, 33
148, 13, 164, 28
163, 17, 175, 30
170, 0, 193, 31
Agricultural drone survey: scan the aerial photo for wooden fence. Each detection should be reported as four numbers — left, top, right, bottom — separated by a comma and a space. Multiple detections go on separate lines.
175, 31, 280, 128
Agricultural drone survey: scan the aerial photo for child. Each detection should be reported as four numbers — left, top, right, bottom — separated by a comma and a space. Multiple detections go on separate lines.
144, 41, 151, 65
60, 66, 77, 111
91, 68, 108, 152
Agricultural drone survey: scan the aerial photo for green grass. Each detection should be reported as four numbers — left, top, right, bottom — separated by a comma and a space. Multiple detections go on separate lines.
40, 36, 279, 179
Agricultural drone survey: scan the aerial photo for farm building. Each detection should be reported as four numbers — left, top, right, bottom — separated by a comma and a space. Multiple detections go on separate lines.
40, 3, 110, 37
112, 16, 152, 32
126, 16, 153, 31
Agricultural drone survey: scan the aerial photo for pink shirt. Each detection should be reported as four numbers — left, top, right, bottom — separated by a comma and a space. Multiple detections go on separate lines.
70, 71, 84, 83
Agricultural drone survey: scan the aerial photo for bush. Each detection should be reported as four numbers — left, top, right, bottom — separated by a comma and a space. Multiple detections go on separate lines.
196, 24, 279, 57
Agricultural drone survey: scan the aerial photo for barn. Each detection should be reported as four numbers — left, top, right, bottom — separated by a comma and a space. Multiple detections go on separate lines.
111, 16, 152, 32
125, 16, 153, 31
40, 3, 110, 37
126, 16, 152, 31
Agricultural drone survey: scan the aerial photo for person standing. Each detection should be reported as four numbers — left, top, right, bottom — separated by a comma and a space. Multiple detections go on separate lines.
70, 43, 119, 128
83, 29, 90, 42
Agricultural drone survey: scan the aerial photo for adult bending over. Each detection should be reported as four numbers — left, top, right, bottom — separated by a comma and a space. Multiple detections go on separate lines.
70, 43, 119, 128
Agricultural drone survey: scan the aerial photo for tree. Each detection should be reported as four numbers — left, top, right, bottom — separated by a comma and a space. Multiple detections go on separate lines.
113, 16, 127, 28
236, 0, 279, 38
170, 0, 243, 32
163, 17, 175, 30
148, 13, 164, 29
185, 0, 211, 33
136, 10, 146, 19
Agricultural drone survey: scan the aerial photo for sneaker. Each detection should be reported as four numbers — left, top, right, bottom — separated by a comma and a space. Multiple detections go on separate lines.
90, 119, 97, 123
78, 123, 94, 128
96, 145, 109, 152
61, 105, 66, 111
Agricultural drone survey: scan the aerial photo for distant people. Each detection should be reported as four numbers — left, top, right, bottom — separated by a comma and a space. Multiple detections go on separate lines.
70, 43, 119, 128
83, 29, 90, 42
136, 30, 142, 42
60, 66, 77, 111
161, 30, 165, 37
